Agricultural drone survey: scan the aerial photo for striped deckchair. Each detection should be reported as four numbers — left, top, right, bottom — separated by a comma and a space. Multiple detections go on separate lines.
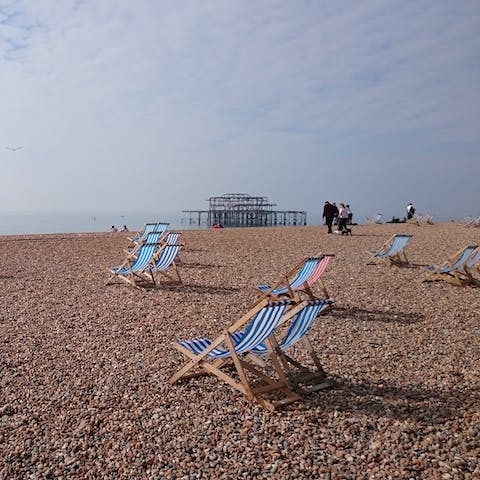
366, 213, 383, 224
106, 239, 160, 287
464, 248, 480, 283
127, 222, 169, 248
169, 299, 305, 411
165, 232, 181, 245
145, 244, 182, 286
236, 299, 334, 393
423, 245, 479, 286
367, 234, 412, 266
255, 254, 334, 301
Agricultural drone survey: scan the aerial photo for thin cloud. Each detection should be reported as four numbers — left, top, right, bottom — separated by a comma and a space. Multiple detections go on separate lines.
0, 0, 479, 219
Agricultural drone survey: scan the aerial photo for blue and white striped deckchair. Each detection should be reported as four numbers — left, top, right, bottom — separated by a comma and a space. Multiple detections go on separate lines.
244, 299, 334, 355
256, 257, 321, 298
251, 299, 334, 392
146, 244, 182, 285
126, 231, 162, 255
423, 245, 479, 286
165, 232, 181, 245
128, 222, 169, 247
367, 234, 412, 266
170, 299, 303, 411
107, 237, 160, 287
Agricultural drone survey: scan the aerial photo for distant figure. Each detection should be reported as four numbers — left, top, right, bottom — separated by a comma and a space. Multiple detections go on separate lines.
332, 202, 339, 225
322, 201, 337, 234
406, 202, 416, 220
212, 222, 223, 229
337, 203, 351, 235
121, 225, 129, 232
346, 204, 353, 225
110, 225, 118, 232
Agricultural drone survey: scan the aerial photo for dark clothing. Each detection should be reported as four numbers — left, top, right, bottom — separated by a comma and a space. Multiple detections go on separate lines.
323, 203, 337, 234
338, 217, 348, 232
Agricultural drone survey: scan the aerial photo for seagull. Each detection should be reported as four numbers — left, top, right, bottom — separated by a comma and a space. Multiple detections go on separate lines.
5, 146, 23, 151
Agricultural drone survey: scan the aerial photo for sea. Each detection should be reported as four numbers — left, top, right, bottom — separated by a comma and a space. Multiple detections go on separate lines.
0, 211, 206, 236
0, 210, 457, 236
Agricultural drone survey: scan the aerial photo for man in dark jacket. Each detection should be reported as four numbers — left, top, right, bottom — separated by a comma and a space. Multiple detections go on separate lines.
322, 201, 337, 234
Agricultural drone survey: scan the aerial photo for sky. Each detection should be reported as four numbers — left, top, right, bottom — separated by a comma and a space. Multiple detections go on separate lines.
1, 0, 480, 223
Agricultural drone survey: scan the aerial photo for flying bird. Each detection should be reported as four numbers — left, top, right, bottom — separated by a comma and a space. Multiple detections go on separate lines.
5, 146, 23, 151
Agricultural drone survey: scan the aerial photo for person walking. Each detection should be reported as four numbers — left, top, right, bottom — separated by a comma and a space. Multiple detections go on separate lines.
406, 202, 416, 220
346, 204, 353, 225
322, 201, 337, 234
337, 203, 350, 234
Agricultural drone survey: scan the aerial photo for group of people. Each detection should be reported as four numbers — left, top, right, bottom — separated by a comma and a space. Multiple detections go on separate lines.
322, 201, 353, 235
110, 225, 129, 232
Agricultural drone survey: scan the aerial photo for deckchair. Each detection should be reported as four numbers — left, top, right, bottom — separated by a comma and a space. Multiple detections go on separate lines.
255, 254, 334, 301
464, 248, 480, 283
365, 213, 383, 224
165, 232, 181, 245
106, 239, 160, 287
106, 232, 162, 286
170, 299, 307, 411
144, 244, 182, 286
237, 299, 334, 393
423, 245, 479, 287
163, 232, 183, 262
128, 222, 169, 248
367, 234, 412, 266
124, 231, 163, 257
408, 213, 423, 225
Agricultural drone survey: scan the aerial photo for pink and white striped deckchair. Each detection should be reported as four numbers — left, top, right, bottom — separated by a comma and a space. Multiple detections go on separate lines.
255, 254, 334, 301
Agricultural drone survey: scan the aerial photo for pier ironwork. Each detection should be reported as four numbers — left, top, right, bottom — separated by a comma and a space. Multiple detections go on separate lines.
183, 193, 307, 228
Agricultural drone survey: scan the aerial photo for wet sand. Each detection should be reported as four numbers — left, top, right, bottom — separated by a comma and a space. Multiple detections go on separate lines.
0, 222, 479, 479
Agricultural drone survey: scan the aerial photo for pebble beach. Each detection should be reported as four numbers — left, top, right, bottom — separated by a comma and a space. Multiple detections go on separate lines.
1, 222, 479, 479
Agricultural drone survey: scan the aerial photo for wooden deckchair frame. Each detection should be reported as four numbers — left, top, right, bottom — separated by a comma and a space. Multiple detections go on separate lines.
423, 245, 479, 287
126, 222, 169, 250
106, 241, 160, 287
142, 244, 183, 287
170, 300, 308, 411
247, 299, 335, 394
253, 254, 334, 304
367, 234, 412, 267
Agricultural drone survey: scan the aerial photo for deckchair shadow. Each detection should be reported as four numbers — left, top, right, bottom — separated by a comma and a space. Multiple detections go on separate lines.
327, 307, 424, 325
367, 234, 412, 267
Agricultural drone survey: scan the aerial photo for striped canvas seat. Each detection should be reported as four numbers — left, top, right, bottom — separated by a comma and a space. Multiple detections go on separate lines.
424, 245, 479, 287
128, 222, 169, 247
255, 254, 333, 301
232, 299, 335, 393
247, 299, 333, 354
165, 232, 181, 245
146, 245, 182, 285
107, 232, 166, 287
179, 301, 290, 359
367, 234, 412, 266
109, 242, 158, 276
170, 299, 305, 411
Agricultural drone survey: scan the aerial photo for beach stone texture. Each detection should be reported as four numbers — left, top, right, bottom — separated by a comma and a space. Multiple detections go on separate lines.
0, 223, 479, 479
